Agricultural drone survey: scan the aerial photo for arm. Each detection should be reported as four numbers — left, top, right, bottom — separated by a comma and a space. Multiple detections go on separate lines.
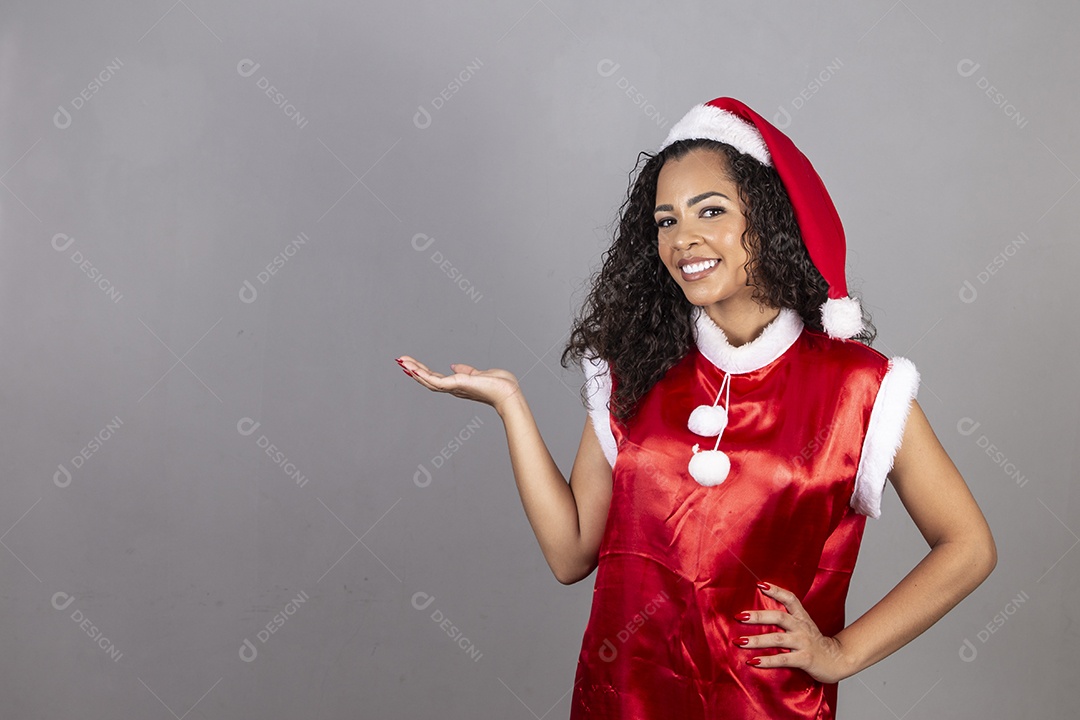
832, 398, 998, 678
497, 393, 613, 585
398, 355, 612, 584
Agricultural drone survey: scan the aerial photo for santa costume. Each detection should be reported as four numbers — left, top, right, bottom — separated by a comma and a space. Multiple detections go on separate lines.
572, 97, 920, 719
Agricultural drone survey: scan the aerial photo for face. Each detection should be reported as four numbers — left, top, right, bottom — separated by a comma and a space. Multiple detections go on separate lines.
654, 147, 761, 313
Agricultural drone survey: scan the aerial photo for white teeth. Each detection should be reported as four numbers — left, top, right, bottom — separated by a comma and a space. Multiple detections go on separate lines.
682, 259, 718, 274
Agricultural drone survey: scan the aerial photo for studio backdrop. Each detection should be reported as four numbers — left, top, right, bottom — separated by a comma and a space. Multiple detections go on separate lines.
1, 0, 1076, 717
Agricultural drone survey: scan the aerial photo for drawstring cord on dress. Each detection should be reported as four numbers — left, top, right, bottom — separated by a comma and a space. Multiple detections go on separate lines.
688, 370, 733, 486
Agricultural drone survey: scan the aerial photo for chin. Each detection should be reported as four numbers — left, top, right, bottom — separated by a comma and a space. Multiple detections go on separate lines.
680, 285, 724, 304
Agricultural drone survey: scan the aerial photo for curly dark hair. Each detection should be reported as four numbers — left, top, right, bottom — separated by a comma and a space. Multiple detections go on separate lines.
560, 138, 876, 423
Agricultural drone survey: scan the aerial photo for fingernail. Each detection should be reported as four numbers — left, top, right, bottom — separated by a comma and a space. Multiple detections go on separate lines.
746, 658, 761, 666
401, 368, 413, 377
395, 358, 405, 366
735, 612, 751, 622
757, 582, 770, 591
733, 637, 749, 646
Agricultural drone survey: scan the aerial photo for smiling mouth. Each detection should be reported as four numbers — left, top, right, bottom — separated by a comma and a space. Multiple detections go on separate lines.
680, 258, 719, 279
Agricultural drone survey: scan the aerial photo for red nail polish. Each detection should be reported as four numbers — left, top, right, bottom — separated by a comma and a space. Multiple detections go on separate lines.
757, 582, 770, 591
735, 612, 751, 621
395, 358, 405, 366
401, 368, 413, 376
734, 637, 749, 646
746, 657, 761, 666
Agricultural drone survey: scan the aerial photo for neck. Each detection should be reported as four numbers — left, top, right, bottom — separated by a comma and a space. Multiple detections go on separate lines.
702, 303, 782, 347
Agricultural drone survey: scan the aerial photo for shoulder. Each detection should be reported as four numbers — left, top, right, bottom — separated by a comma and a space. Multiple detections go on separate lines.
796, 326, 892, 380
798, 329, 923, 519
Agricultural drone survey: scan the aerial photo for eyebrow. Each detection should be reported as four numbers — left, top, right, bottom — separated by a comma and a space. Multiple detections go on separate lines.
654, 191, 730, 213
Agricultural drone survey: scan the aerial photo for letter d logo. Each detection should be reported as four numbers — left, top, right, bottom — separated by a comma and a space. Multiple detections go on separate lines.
52, 233, 75, 252
54, 464, 72, 488
959, 279, 978, 304
412, 591, 436, 611
237, 417, 261, 436
956, 417, 981, 437
53, 106, 72, 129
239, 638, 258, 662
414, 464, 432, 488
956, 59, 981, 78
411, 233, 435, 252
237, 59, 260, 78
772, 105, 792, 130
596, 59, 620, 78
52, 591, 75, 611
413, 105, 432, 130
239, 280, 258, 304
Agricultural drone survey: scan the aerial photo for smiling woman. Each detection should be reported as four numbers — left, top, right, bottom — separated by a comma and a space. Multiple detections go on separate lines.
552, 97, 995, 718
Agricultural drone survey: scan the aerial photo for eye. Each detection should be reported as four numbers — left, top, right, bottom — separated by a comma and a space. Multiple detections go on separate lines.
702, 206, 725, 217
655, 217, 673, 228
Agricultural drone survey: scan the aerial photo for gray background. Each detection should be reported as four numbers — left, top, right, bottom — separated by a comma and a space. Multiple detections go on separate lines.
1, 0, 1076, 717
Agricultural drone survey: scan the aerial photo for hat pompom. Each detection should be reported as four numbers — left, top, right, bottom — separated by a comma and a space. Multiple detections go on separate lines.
821, 296, 865, 340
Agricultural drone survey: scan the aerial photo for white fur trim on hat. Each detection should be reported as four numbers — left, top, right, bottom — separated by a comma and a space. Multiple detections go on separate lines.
850, 357, 920, 518
581, 354, 617, 468
821, 296, 865, 340
659, 103, 772, 166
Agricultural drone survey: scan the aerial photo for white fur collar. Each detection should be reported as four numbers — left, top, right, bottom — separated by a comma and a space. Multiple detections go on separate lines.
692, 306, 804, 374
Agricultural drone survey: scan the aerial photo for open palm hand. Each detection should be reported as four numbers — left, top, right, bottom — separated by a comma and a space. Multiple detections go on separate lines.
398, 355, 522, 413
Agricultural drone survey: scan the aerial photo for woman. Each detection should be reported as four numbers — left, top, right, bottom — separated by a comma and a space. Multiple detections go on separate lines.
397, 97, 996, 719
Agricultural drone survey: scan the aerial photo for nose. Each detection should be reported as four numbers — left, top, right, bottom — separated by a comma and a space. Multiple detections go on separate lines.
667, 220, 700, 250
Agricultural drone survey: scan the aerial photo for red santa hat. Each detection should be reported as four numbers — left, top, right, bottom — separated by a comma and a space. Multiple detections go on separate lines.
658, 96, 865, 340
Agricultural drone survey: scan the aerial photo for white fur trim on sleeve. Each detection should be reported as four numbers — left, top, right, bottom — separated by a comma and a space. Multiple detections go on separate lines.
851, 357, 920, 518
582, 354, 617, 468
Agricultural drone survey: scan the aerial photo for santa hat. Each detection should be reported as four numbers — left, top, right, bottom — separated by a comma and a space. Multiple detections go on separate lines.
658, 97, 865, 340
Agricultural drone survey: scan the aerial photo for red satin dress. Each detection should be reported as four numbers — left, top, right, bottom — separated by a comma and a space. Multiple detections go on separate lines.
573, 306, 920, 719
